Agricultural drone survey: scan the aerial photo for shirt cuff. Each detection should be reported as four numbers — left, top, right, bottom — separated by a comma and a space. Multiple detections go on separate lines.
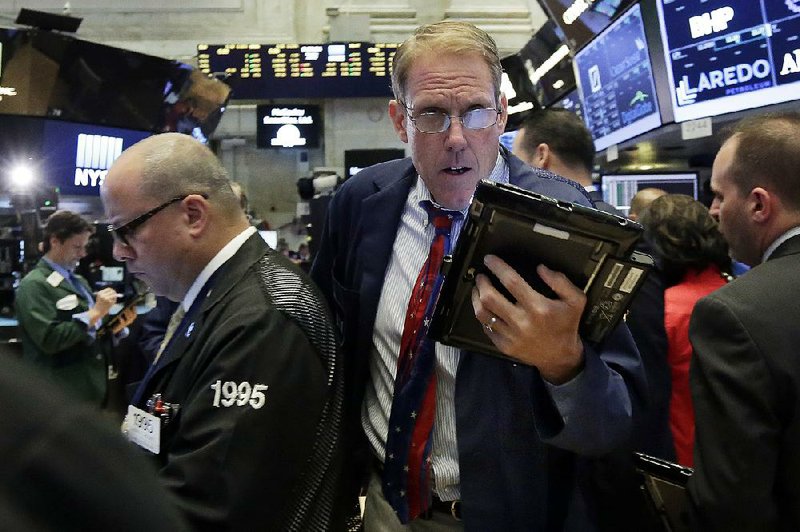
72, 310, 97, 340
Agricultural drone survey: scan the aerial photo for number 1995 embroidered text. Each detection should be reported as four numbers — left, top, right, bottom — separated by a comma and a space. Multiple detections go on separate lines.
210, 380, 268, 409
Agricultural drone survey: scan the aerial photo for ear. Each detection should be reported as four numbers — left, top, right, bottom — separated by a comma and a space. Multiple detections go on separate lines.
534, 143, 552, 169
496, 92, 509, 132
388, 100, 409, 144
749, 187, 771, 223
183, 194, 211, 238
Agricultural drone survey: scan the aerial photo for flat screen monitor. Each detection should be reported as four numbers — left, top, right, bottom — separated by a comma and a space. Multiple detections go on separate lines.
41, 119, 151, 195
198, 42, 398, 99
256, 104, 321, 149
573, 3, 662, 151
500, 53, 538, 126
0, 28, 228, 136
600, 172, 699, 216
656, 0, 800, 122
539, 0, 638, 51
519, 20, 576, 107
344, 148, 405, 179
550, 88, 584, 120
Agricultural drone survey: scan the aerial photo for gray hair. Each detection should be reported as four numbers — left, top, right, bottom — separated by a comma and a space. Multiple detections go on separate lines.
391, 21, 503, 106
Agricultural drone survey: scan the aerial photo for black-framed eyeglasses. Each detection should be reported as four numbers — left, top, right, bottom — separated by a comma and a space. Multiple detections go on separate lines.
401, 102, 501, 134
107, 193, 208, 246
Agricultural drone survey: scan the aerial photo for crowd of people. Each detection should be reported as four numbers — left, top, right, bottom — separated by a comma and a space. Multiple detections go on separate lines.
5, 19, 800, 532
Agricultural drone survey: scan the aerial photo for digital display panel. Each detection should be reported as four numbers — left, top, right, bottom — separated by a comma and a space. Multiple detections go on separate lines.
519, 20, 576, 107
198, 42, 398, 99
656, 0, 800, 122
549, 88, 584, 120
256, 104, 321, 149
539, 0, 638, 51
0, 28, 228, 136
42, 120, 151, 196
344, 148, 405, 179
601, 172, 699, 216
574, 4, 662, 151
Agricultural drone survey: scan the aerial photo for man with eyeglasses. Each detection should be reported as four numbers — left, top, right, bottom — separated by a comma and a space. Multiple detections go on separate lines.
15, 210, 121, 407
311, 21, 644, 531
101, 133, 344, 530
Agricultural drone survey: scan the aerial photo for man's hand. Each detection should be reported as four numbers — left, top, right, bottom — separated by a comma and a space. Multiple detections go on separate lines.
470, 255, 585, 384
88, 288, 119, 328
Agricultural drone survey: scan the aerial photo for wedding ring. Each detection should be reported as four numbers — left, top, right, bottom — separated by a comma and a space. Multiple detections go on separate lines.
483, 315, 497, 334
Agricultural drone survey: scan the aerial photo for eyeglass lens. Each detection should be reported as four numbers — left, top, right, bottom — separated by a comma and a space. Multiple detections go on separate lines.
412, 108, 498, 133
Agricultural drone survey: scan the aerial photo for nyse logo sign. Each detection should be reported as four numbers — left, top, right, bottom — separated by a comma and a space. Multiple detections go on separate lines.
74, 134, 124, 188
689, 6, 735, 39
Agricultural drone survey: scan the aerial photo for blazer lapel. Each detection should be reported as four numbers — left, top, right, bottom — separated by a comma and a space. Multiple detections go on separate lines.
144, 233, 266, 381
357, 168, 416, 339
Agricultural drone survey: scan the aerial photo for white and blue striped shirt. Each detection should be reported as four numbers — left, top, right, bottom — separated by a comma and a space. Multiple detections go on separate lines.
362, 153, 509, 501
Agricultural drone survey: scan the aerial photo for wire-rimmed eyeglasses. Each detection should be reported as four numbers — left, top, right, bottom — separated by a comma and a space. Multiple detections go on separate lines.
401, 102, 501, 134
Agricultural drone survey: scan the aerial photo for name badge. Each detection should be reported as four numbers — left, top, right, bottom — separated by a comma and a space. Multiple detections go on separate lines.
56, 294, 79, 311
47, 271, 65, 287
124, 405, 161, 454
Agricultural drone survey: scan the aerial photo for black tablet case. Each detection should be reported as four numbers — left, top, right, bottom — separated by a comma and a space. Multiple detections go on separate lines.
429, 180, 651, 358
635, 452, 692, 532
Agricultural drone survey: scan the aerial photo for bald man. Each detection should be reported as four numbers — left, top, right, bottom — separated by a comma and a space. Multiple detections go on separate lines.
628, 187, 667, 221
101, 133, 343, 530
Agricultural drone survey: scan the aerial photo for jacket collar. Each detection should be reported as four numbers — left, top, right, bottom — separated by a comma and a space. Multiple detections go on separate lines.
767, 232, 800, 262
152, 232, 268, 374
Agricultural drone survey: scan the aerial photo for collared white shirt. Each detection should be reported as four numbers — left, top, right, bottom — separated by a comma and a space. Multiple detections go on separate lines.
180, 226, 257, 313
362, 153, 509, 501
763, 225, 800, 262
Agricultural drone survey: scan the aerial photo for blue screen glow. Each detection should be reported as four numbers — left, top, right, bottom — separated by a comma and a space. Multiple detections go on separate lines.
657, 0, 800, 122
573, 4, 662, 151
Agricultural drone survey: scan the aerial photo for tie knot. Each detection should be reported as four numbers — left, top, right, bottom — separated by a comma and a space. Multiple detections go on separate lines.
423, 203, 459, 235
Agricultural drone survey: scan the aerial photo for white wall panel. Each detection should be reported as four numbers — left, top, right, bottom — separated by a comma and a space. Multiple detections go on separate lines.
4, 0, 243, 11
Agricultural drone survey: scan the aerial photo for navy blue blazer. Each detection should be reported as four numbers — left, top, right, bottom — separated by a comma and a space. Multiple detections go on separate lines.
311, 150, 646, 530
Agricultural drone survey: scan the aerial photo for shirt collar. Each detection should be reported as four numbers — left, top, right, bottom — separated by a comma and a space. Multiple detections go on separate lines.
763, 225, 800, 262
181, 226, 256, 311
42, 257, 73, 280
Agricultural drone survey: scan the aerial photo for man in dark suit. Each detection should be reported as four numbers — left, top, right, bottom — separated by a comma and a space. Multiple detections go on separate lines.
512, 108, 622, 216
0, 353, 189, 531
101, 133, 344, 530
688, 111, 800, 531
15, 210, 120, 406
311, 21, 644, 530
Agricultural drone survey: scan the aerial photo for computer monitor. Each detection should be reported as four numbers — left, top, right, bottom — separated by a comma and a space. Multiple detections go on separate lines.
573, 3, 663, 151
600, 172, 699, 216
655, 0, 800, 122
538, 0, 638, 51
343, 148, 405, 179
518, 20, 576, 107
549, 88, 584, 121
